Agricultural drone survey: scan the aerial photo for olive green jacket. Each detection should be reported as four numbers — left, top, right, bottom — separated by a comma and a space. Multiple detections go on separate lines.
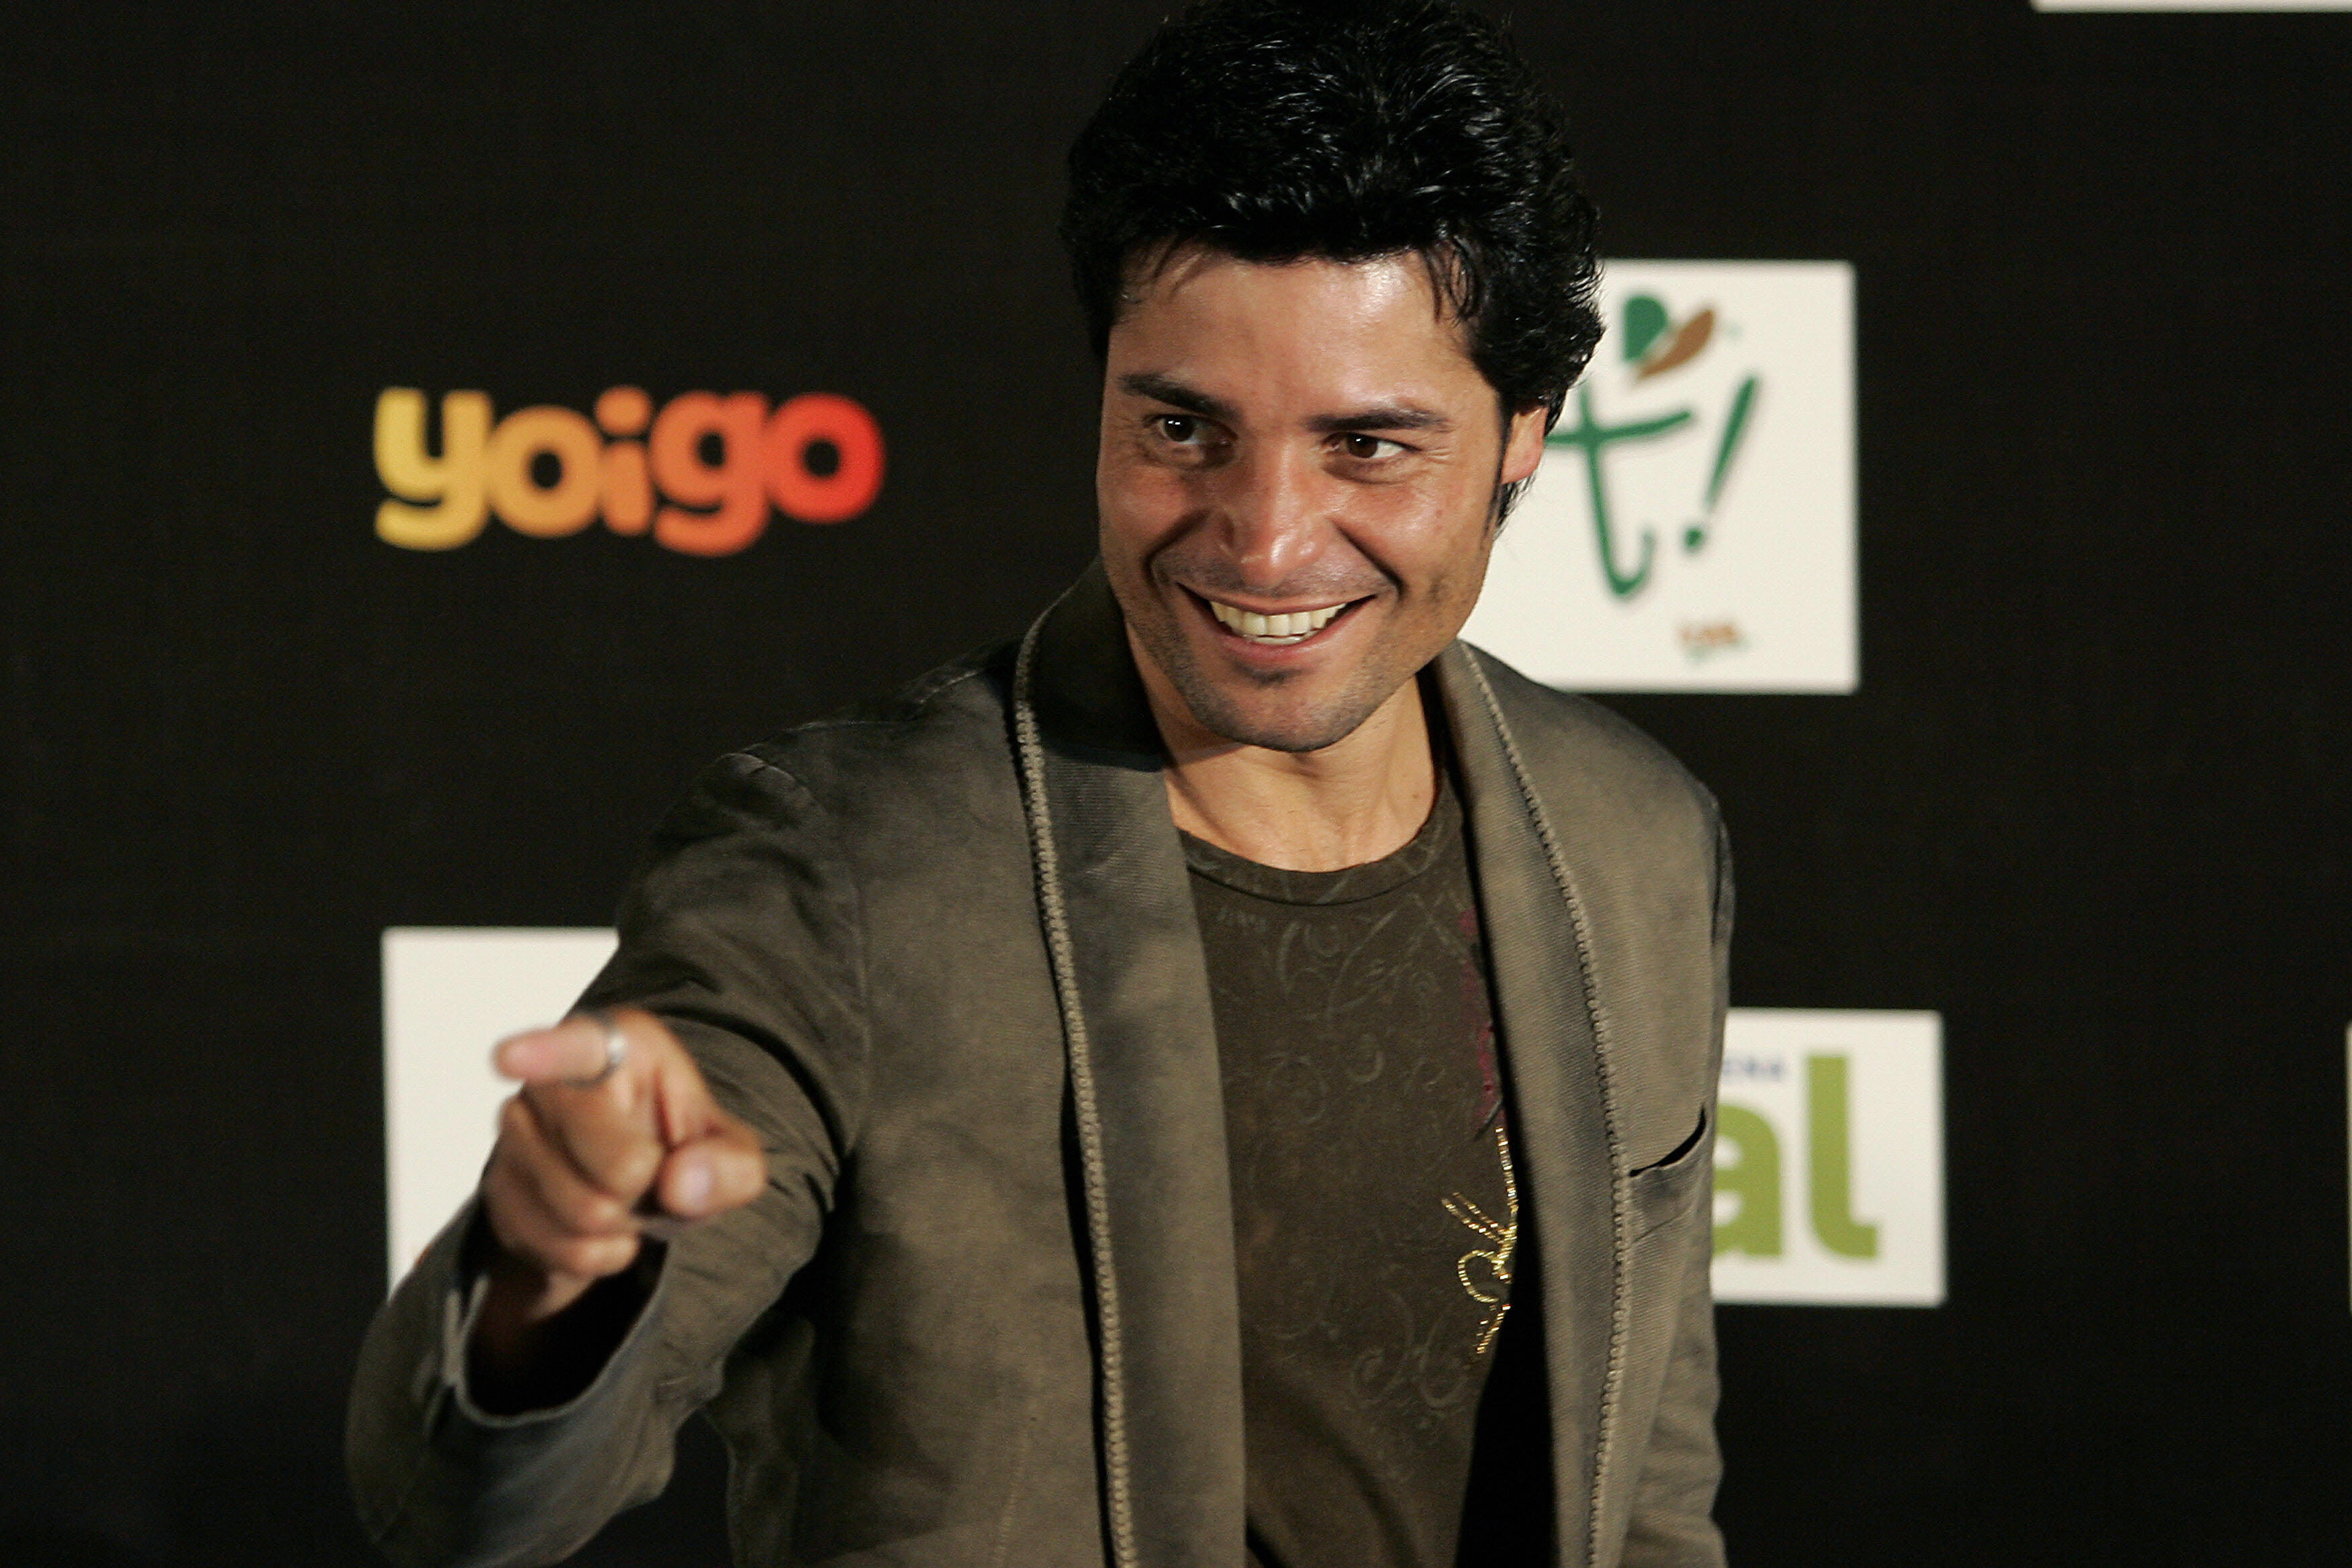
346, 565, 1732, 1567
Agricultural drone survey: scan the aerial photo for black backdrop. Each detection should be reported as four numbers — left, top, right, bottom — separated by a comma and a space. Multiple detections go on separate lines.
5, 3, 2349, 1563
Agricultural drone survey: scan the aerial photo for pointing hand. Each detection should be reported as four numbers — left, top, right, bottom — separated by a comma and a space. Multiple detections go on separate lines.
471, 1008, 766, 1388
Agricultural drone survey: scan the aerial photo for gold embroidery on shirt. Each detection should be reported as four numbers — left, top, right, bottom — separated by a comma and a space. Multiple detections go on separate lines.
1444, 1123, 1518, 1356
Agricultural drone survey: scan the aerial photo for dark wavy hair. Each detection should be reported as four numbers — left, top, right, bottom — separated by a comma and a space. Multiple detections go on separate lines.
1062, 0, 1602, 430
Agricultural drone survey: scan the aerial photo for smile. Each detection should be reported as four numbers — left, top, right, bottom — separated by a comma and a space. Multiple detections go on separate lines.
1205, 597, 1354, 646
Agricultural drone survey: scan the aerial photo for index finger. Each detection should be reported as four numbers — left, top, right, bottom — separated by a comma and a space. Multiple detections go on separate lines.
493, 1011, 626, 1086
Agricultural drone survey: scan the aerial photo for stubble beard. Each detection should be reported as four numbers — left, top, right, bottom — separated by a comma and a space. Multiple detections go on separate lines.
1120, 480, 1504, 755
1140, 611, 1402, 755
1128, 555, 1473, 755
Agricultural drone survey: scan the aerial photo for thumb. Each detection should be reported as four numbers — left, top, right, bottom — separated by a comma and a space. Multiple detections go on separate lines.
650, 1115, 767, 1221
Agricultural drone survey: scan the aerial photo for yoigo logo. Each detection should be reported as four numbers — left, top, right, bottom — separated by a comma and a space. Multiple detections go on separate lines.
1711, 1009, 1944, 1306
374, 385, 885, 557
1465, 261, 1856, 692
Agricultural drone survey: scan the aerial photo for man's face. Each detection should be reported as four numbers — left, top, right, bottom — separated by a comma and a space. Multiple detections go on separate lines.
1098, 247, 1547, 754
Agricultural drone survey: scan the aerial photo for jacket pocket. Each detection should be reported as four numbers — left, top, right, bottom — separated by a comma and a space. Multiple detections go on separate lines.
1626, 1106, 1710, 1242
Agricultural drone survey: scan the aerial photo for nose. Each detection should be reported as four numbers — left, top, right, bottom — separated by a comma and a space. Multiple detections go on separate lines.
1213, 443, 1333, 591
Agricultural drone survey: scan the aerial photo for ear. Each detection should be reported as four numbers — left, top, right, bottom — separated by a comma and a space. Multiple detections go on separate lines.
1499, 403, 1548, 486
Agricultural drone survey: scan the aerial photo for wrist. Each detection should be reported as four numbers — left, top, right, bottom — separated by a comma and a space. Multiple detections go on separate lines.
463, 1236, 660, 1415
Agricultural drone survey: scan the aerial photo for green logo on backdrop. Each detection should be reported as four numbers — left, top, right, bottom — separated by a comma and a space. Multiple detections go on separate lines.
1715, 1052, 1879, 1260
1547, 293, 1760, 604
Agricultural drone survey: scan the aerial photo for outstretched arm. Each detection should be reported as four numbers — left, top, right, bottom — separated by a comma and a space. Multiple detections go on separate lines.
347, 749, 865, 1568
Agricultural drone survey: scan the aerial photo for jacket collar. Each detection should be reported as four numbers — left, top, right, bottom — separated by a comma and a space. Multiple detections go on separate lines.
1014, 562, 1243, 1568
1436, 643, 1631, 1568
1012, 563, 1626, 1568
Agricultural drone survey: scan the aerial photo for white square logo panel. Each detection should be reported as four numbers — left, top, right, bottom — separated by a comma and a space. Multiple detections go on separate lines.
380, 927, 616, 1287
1713, 1009, 1945, 1306
1466, 260, 1857, 693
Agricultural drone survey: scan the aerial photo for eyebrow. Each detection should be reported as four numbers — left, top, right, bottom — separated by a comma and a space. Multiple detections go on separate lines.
1117, 373, 1239, 424
1118, 372, 1452, 436
1304, 405, 1451, 436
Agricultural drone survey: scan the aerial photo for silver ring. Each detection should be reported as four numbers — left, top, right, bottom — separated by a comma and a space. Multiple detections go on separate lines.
565, 1007, 628, 1087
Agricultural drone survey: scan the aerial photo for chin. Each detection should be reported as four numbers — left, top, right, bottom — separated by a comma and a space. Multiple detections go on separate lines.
1124, 589, 1418, 754
1169, 670, 1387, 754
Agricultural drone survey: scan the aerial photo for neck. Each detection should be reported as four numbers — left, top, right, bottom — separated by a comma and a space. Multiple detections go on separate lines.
1136, 649, 1438, 874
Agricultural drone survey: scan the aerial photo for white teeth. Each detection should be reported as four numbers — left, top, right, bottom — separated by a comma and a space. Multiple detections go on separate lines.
1208, 598, 1349, 645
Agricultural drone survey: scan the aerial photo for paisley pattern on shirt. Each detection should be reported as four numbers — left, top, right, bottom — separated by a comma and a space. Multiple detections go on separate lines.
1185, 771, 1514, 1568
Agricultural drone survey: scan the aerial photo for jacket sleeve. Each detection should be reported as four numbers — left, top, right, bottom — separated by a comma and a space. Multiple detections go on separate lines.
345, 749, 868, 1567
1620, 806, 1732, 1568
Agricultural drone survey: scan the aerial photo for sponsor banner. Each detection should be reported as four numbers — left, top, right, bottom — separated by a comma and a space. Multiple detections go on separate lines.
373, 385, 885, 556
1465, 260, 1856, 693
1713, 1009, 1945, 1306
381, 928, 616, 1285
382, 933, 1942, 1307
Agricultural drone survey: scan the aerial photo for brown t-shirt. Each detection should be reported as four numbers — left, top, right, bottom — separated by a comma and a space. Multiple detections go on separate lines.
1183, 771, 1518, 1568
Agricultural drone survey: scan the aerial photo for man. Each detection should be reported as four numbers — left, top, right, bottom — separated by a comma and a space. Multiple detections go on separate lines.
348, 3, 1731, 1565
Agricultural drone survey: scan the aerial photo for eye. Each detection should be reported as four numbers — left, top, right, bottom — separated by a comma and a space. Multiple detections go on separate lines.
1340, 433, 1404, 460
1158, 415, 1205, 444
